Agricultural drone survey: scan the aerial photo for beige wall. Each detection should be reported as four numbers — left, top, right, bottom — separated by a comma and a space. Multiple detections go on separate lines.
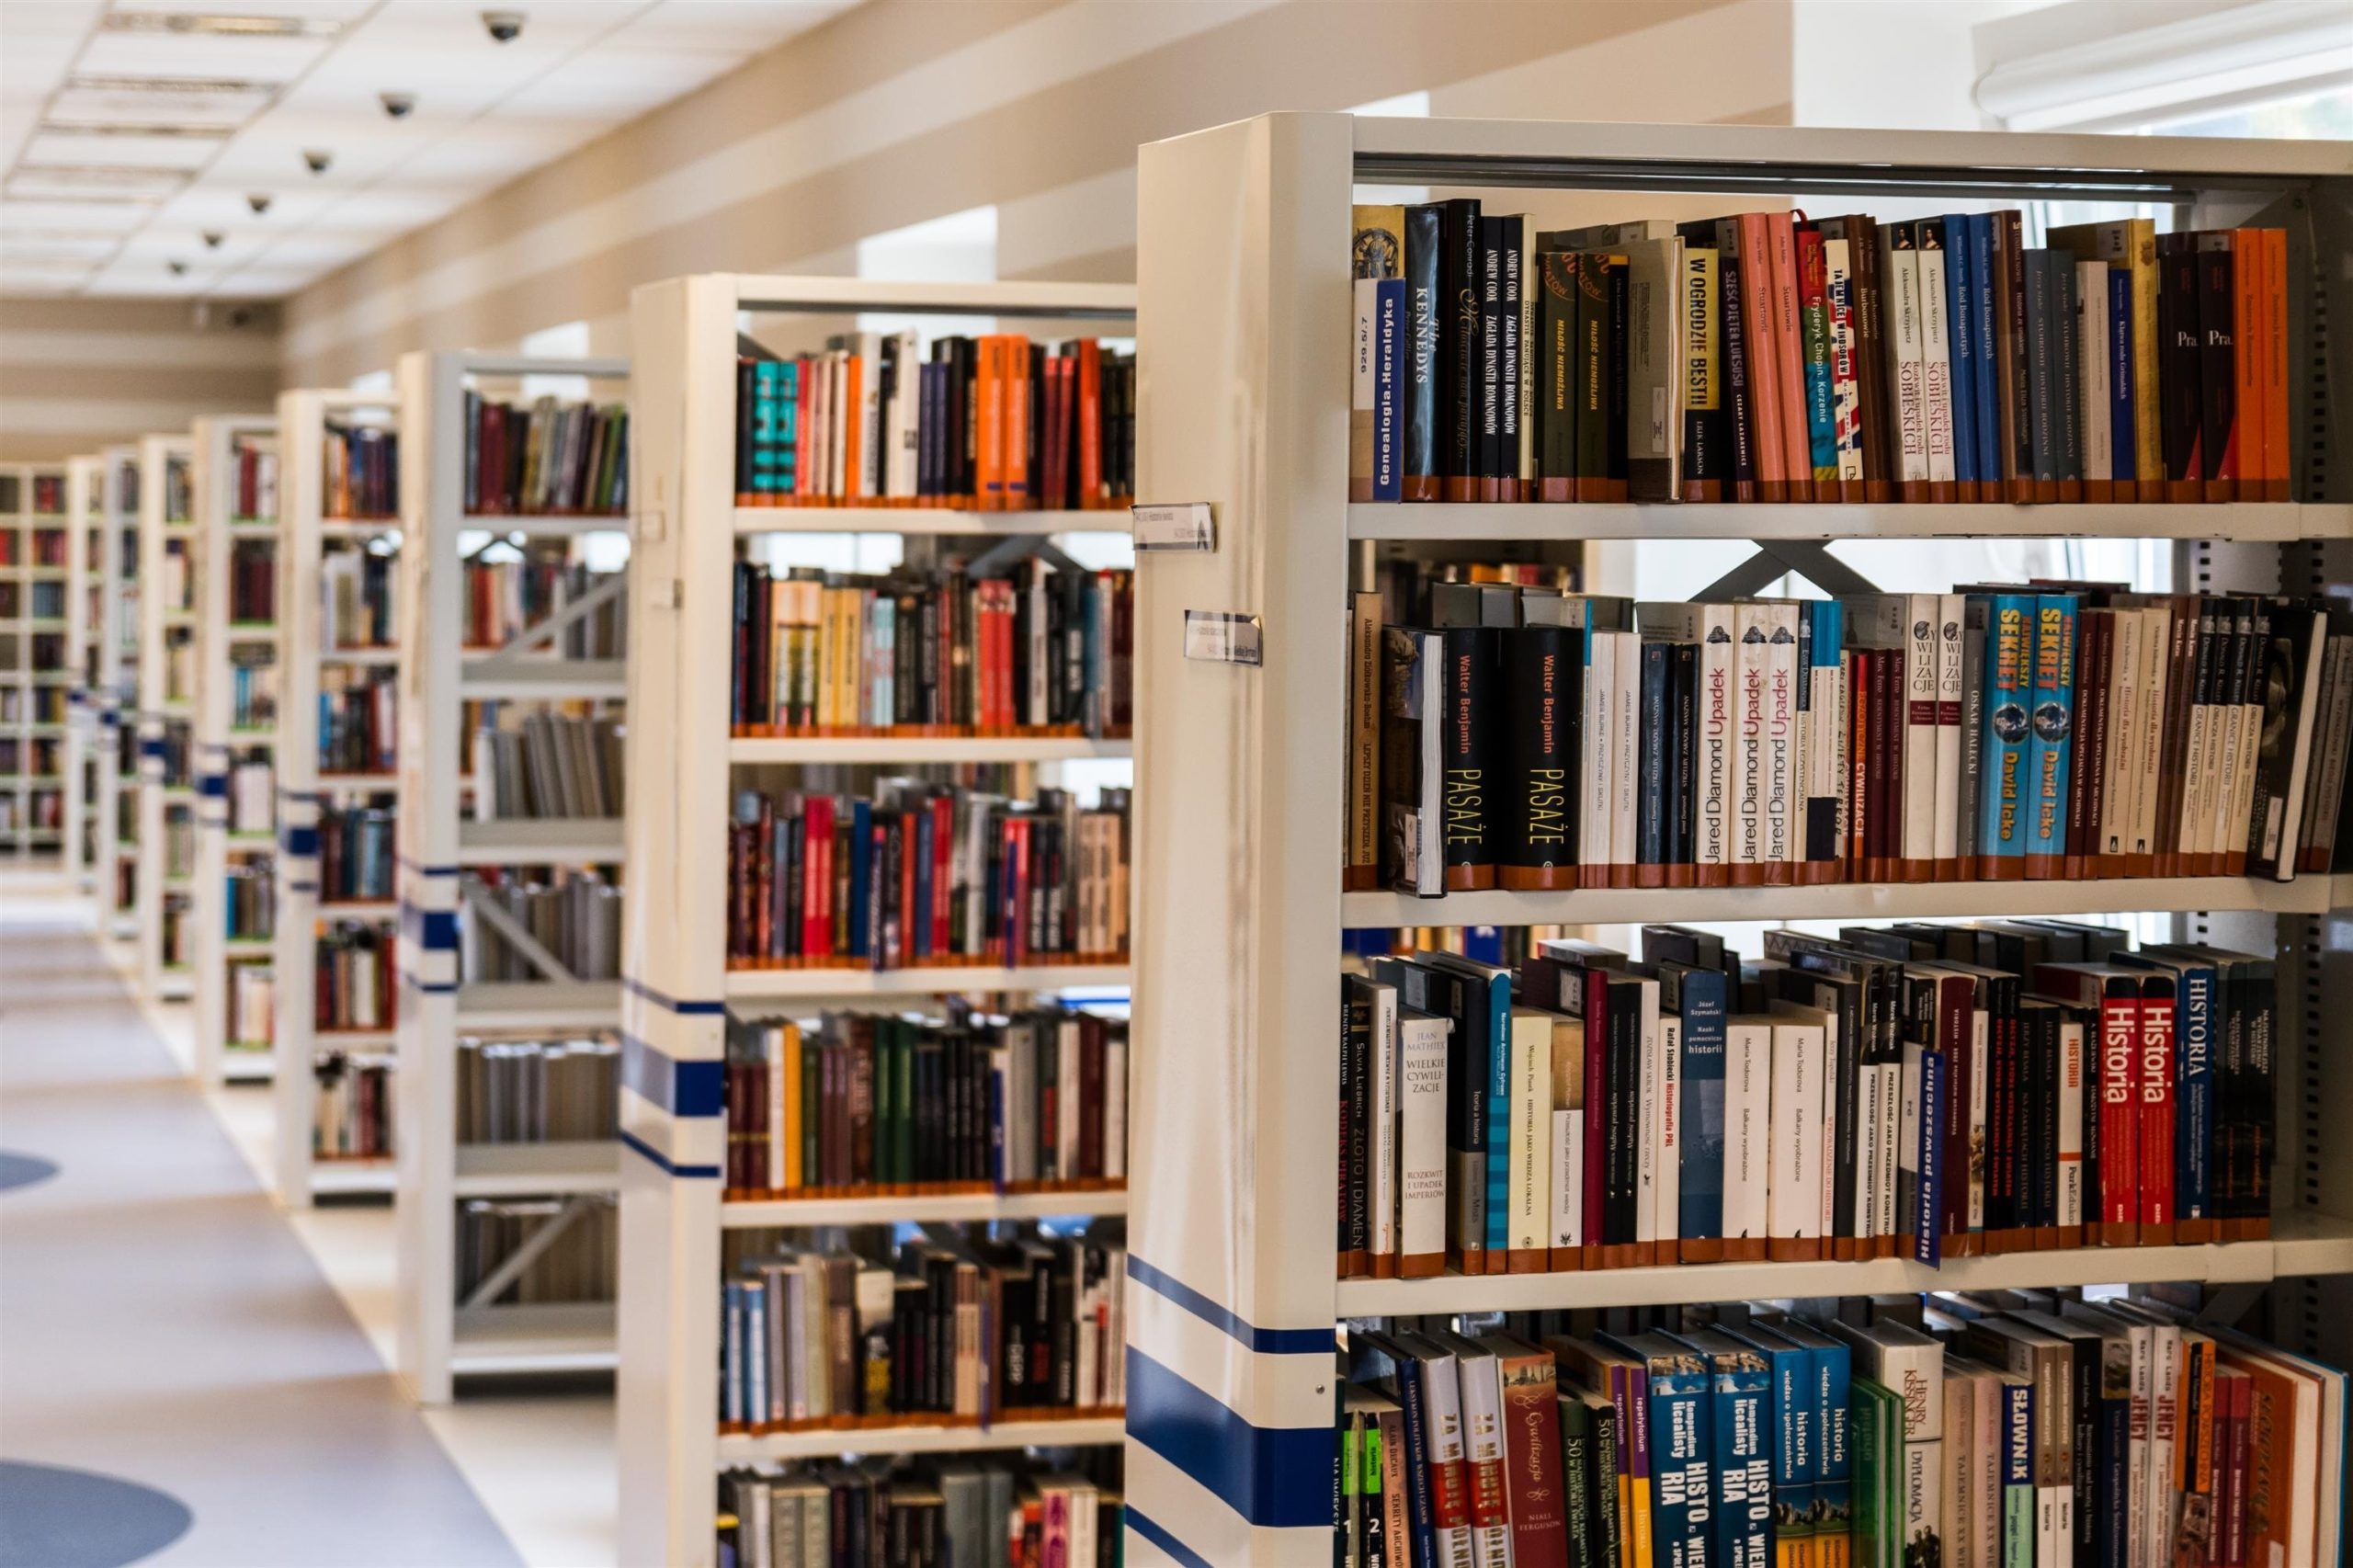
0, 298, 278, 462
280, 0, 1794, 386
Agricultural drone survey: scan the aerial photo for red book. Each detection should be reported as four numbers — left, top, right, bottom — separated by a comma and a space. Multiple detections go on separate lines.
1737, 212, 1790, 500
1075, 340, 1103, 506
1767, 211, 1813, 501
2134, 972, 2177, 1244
2036, 963, 2143, 1244
931, 795, 953, 956
1484, 1335, 1572, 1568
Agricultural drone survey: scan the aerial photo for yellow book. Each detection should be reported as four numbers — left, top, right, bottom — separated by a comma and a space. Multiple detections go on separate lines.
779, 1021, 803, 1191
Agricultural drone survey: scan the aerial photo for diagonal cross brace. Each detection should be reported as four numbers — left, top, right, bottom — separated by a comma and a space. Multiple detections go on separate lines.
459, 1195, 601, 1309
963, 534, 1083, 580
460, 877, 578, 983
1692, 539, 1882, 604
471, 569, 628, 667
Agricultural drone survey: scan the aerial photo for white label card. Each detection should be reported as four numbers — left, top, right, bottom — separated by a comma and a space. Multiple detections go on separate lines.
1182, 610, 1262, 667
1131, 502, 1216, 552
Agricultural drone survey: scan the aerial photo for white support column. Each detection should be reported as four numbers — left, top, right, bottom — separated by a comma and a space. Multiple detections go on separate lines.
135, 434, 194, 1006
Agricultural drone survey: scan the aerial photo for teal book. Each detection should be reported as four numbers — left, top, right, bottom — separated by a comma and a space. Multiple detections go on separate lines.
1849, 1377, 1904, 1568
1727, 1324, 1813, 1568
1602, 1331, 1716, 1568
1674, 1330, 1777, 1568
2024, 591, 2078, 876
1975, 591, 2037, 869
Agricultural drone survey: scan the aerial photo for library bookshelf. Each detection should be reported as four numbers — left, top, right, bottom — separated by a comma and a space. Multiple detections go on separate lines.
391, 347, 633, 1402
133, 434, 194, 997
191, 415, 279, 1086
619, 273, 1138, 1568
63, 455, 105, 896
0, 461, 70, 863
272, 388, 401, 1206
90, 446, 140, 936
1125, 112, 2353, 1564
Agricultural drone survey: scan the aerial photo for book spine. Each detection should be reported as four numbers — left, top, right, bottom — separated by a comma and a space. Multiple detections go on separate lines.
1375, 279, 1406, 502
1918, 221, 1958, 496
2024, 595, 2076, 879
1649, 1367, 1715, 1568
1403, 207, 1442, 501
1800, 228, 1840, 483
1677, 972, 1729, 1256
1684, 247, 1725, 501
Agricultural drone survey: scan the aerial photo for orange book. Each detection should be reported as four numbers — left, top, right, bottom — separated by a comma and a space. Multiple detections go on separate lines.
974, 336, 1004, 512
1004, 338, 1030, 512
1075, 339, 1103, 507
1738, 212, 1790, 500
2234, 230, 2266, 506
2262, 229, 2290, 499
842, 351, 866, 504
1767, 211, 1814, 501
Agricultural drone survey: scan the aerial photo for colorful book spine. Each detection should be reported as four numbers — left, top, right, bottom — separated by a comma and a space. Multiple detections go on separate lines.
1374, 278, 1407, 503
1945, 214, 1981, 498
2024, 593, 2078, 879
1978, 592, 2035, 876
2001, 1376, 2036, 1568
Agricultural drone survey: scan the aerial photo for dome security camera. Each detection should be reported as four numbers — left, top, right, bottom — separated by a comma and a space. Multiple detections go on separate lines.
482, 10, 524, 43
380, 91, 415, 119
167, 260, 188, 277
302, 148, 332, 175
247, 193, 272, 215
201, 230, 223, 248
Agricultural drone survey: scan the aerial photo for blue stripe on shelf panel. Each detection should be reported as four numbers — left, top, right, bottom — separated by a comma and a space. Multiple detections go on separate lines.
198, 775, 227, 798
394, 855, 460, 877
398, 971, 459, 995
620, 1128, 721, 1180
403, 907, 457, 952
622, 976, 726, 1016
1125, 1348, 1331, 1532
1123, 1507, 1216, 1568
1126, 1255, 1336, 1357
281, 827, 319, 857
620, 1033, 723, 1119
139, 741, 165, 759
288, 881, 319, 894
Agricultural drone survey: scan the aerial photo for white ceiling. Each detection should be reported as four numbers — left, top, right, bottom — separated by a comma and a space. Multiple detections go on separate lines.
1, 0, 860, 300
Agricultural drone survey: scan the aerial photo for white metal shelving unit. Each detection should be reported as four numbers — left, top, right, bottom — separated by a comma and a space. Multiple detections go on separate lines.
619, 274, 1140, 1568
0, 461, 70, 864
273, 388, 401, 1205
191, 415, 280, 1086
63, 455, 105, 895
133, 434, 194, 997
1123, 112, 2353, 1564
392, 347, 633, 1403
92, 445, 140, 935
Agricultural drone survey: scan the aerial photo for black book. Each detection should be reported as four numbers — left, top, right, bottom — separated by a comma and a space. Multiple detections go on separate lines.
1498, 621, 1575, 889
1438, 199, 1482, 500
2053, 256, 2082, 484
2157, 233, 2204, 491
1431, 608, 1499, 890
1479, 215, 1504, 496
1499, 214, 1524, 500
2195, 233, 2238, 490
1605, 973, 1643, 1245
1605, 256, 1631, 488
1536, 250, 1578, 497
1403, 205, 1443, 499
1637, 642, 1670, 881
1668, 642, 1699, 868
2026, 249, 2060, 485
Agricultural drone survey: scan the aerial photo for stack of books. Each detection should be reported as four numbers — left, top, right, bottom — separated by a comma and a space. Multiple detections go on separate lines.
722, 1460, 1122, 1568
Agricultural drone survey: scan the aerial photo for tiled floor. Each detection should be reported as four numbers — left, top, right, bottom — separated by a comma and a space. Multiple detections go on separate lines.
0, 881, 618, 1567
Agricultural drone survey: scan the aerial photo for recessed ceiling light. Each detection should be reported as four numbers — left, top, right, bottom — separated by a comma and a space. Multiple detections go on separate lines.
246, 192, 271, 214
301, 149, 331, 175
98, 12, 344, 40
168, 259, 189, 276
63, 74, 274, 97
36, 122, 236, 140
202, 230, 224, 248
7, 166, 188, 196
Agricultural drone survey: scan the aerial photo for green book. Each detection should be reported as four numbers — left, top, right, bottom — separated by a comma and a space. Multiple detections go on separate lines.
1559, 1390, 1597, 1568
1851, 1376, 1906, 1568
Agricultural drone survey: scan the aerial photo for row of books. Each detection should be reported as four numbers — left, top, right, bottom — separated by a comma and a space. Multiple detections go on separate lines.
1352, 577, 2353, 895
1340, 1291, 2343, 1568
222, 860, 273, 940
472, 714, 624, 822
229, 441, 278, 522
323, 425, 398, 520
721, 1459, 1122, 1568
225, 963, 274, 1050
323, 549, 394, 650
730, 562, 1133, 739
460, 869, 621, 983
725, 784, 1130, 971
224, 756, 271, 835
733, 336, 1135, 511
162, 634, 196, 706
461, 392, 629, 517
226, 538, 276, 624
313, 1049, 391, 1158
318, 666, 395, 776
717, 1226, 1125, 1432
24, 578, 66, 619
460, 1197, 615, 1308
4, 735, 65, 778
228, 654, 278, 732
722, 1006, 1128, 1200
315, 923, 394, 1032
158, 541, 192, 612
159, 893, 191, 970
3, 472, 67, 516
1348, 201, 2293, 505
1341, 920, 2278, 1283
455, 1036, 618, 1146
460, 557, 624, 655
316, 803, 393, 902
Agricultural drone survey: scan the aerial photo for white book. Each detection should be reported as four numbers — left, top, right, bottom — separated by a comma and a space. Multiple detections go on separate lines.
1582, 631, 1616, 878
1852, 1010, 1884, 1248
1877, 1042, 1901, 1256
1056, 1017, 1081, 1176
1765, 1010, 1824, 1245
1610, 630, 1641, 871
1654, 1012, 1680, 1249
1967, 1003, 1990, 1234
1351, 278, 1380, 494
1972, 1361, 2006, 1568
767, 1028, 789, 1191
2076, 261, 2113, 484
1551, 1108, 1583, 1255
2132, 606, 2172, 865
1886, 236, 1929, 483
1445, 1337, 1513, 1568
2125, 1318, 2153, 1568
2266, 619, 2330, 876
2179, 617, 2217, 866
1935, 593, 1965, 872
1824, 235, 1865, 482
1633, 972, 1662, 1250
1397, 1011, 1451, 1271
1918, 232, 1956, 483
1905, 593, 1942, 873
2102, 608, 2146, 859
1507, 1007, 1552, 1265
1834, 1321, 1945, 1568
1370, 982, 1400, 1269
2057, 1017, 2086, 1230
1103, 1033, 1127, 1183
2145, 1324, 2180, 1568
1722, 1017, 1772, 1248
1762, 602, 1799, 868
2227, 604, 2268, 862
1733, 603, 1773, 873
1944, 1364, 1976, 1568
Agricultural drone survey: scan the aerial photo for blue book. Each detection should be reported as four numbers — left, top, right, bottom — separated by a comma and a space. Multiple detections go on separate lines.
1601, 1332, 1716, 1568
1373, 277, 1406, 502
1977, 592, 2037, 866
1971, 214, 2003, 486
2119, 949, 2216, 1232
912, 807, 935, 960
1771, 1320, 1851, 1564
2025, 593, 2079, 874
1904, 1040, 1945, 1265
722, 1280, 746, 1426
2108, 270, 2136, 484
1673, 1331, 1776, 1568
1365, 1332, 1439, 1568
1641, 642, 1671, 872
1803, 600, 1845, 867
1944, 214, 1980, 489
1423, 953, 1514, 1265
1667, 962, 1729, 1245
1726, 1324, 1814, 1568
848, 800, 872, 958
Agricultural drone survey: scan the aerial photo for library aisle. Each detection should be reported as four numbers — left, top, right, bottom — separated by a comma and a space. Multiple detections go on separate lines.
0, 879, 606, 1567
